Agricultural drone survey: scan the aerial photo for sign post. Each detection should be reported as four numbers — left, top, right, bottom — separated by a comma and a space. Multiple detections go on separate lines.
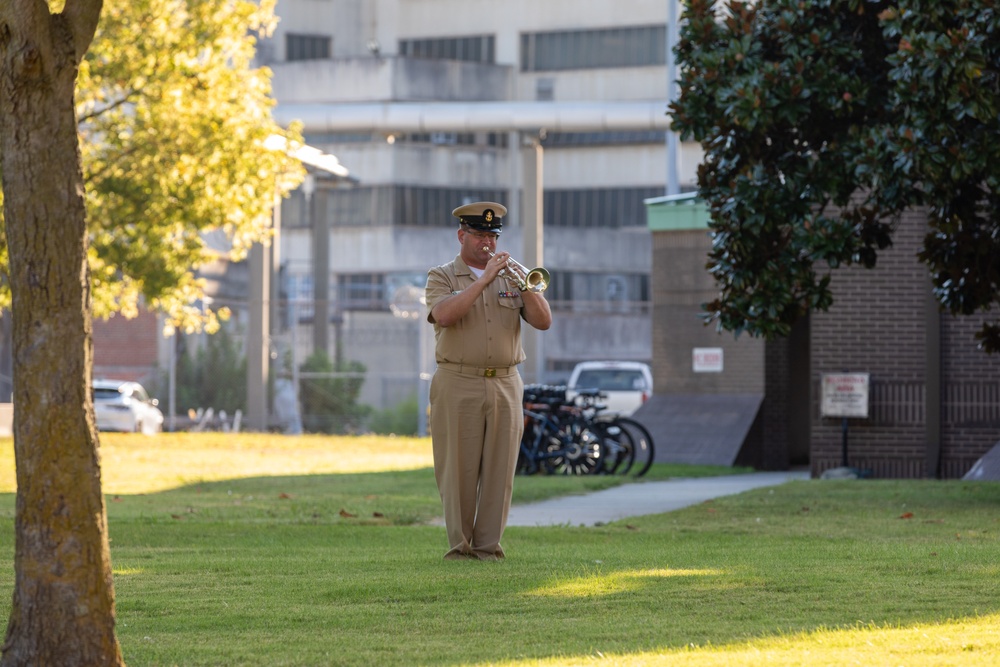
820, 373, 870, 467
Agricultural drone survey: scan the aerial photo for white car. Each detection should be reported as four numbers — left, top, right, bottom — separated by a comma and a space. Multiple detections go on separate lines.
565, 361, 653, 416
93, 379, 164, 434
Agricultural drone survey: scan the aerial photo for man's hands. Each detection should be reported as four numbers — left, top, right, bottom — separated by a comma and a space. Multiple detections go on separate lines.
482, 250, 511, 283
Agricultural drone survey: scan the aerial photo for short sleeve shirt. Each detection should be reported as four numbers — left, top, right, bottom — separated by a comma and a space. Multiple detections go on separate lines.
425, 255, 526, 368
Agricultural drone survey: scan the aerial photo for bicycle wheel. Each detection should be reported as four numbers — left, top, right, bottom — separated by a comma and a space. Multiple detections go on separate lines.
591, 420, 635, 475
613, 416, 655, 477
547, 417, 604, 475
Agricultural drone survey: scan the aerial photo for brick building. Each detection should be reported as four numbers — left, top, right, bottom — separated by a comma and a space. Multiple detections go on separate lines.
91, 310, 168, 387
638, 194, 1000, 479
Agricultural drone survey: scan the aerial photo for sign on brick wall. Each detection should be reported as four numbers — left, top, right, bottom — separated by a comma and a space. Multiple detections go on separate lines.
820, 373, 870, 418
693, 347, 724, 373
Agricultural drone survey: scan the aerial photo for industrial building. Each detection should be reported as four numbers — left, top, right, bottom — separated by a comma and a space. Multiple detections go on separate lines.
80, 1, 999, 478
253, 0, 699, 414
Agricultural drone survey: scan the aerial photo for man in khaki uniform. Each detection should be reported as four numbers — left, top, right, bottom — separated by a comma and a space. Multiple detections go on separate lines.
425, 201, 552, 561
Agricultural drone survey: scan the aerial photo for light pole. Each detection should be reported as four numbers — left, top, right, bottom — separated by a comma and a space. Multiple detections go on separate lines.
666, 0, 681, 196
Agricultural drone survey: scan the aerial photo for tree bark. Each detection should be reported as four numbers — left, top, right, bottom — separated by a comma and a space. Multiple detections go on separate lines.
0, 1, 123, 665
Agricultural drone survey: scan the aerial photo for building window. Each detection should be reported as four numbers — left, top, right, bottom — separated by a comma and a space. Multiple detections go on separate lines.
536, 78, 555, 101
521, 25, 666, 72
392, 186, 508, 227
302, 132, 377, 145
399, 35, 496, 63
326, 187, 391, 228
399, 132, 476, 146
396, 132, 508, 148
302, 132, 507, 148
545, 187, 663, 228
285, 272, 393, 317
322, 186, 660, 229
541, 130, 666, 147
280, 191, 306, 229
546, 271, 650, 312
283, 272, 315, 321
286, 33, 331, 61
323, 186, 507, 228
338, 274, 386, 310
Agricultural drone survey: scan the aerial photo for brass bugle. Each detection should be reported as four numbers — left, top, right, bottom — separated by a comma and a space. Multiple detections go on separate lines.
484, 248, 550, 293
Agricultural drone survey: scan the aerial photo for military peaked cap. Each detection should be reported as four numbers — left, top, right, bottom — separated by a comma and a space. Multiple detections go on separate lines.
452, 201, 506, 234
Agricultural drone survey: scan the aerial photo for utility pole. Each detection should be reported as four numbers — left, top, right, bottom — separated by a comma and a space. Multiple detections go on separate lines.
246, 228, 271, 431
666, 0, 681, 196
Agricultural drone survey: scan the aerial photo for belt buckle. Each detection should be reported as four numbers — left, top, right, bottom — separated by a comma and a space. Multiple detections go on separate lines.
484, 368, 497, 377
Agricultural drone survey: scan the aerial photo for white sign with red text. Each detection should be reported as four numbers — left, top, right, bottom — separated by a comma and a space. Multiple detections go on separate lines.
693, 347, 724, 373
820, 373, 870, 418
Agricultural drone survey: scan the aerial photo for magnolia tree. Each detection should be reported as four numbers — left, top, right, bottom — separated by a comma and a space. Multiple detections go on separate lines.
671, 0, 1000, 352
0, 0, 301, 663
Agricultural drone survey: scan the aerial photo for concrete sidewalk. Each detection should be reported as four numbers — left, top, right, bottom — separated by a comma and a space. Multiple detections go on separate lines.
504, 470, 811, 527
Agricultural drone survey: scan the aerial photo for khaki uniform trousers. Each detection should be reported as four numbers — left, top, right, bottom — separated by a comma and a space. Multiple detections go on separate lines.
430, 366, 524, 560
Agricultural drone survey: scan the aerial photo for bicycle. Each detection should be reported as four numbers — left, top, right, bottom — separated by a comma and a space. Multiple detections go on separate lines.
570, 389, 655, 477
518, 386, 603, 475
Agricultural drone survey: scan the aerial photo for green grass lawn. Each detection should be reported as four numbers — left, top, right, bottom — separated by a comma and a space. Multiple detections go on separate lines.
1, 433, 999, 666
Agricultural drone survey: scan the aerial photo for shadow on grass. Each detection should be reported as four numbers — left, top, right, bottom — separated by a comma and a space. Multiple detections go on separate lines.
3, 474, 998, 666
101, 510, 1000, 666
100, 468, 443, 527
95, 464, 693, 528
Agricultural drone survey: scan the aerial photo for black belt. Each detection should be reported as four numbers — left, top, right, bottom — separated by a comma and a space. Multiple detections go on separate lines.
438, 362, 518, 378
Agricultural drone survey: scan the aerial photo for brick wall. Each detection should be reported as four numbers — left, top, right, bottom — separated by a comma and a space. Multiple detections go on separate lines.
940, 310, 1000, 477
648, 201, 999, 478
651, 229, 764, 395
810, 210, 928, 476
92, 310, 162, 385
809, 210, 1000, 478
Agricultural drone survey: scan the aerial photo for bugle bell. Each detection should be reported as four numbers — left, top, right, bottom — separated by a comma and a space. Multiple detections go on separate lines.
484, 248, 550, 293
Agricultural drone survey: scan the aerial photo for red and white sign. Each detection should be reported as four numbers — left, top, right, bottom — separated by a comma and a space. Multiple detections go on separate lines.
693, 347, 724, 373
820, 373, 870, 418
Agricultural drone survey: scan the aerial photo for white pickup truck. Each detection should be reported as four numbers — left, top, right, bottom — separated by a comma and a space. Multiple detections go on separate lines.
565, 361, 653, 416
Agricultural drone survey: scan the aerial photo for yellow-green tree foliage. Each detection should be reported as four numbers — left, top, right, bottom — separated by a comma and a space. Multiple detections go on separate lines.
1, 0, 304, 333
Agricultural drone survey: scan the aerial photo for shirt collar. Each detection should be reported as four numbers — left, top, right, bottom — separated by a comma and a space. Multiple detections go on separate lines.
454, 254, 474, 276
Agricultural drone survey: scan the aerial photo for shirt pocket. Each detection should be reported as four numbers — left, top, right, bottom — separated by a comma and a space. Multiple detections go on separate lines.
498, 296, 523, 329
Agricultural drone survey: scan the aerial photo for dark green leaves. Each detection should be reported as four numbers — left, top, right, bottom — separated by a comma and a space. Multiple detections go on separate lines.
672, 0, 1000, 351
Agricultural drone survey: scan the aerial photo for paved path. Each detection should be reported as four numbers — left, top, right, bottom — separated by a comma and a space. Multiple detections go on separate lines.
504, 470, 810, 527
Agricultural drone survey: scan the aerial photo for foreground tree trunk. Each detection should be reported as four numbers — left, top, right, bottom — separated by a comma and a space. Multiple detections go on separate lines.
0, 2, 123, 665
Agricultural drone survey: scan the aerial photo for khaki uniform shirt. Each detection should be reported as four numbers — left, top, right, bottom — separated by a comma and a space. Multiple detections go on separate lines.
425, 255, 526, 369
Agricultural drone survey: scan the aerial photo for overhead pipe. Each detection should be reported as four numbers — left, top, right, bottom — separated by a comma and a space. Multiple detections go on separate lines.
273, 100, 672, 134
